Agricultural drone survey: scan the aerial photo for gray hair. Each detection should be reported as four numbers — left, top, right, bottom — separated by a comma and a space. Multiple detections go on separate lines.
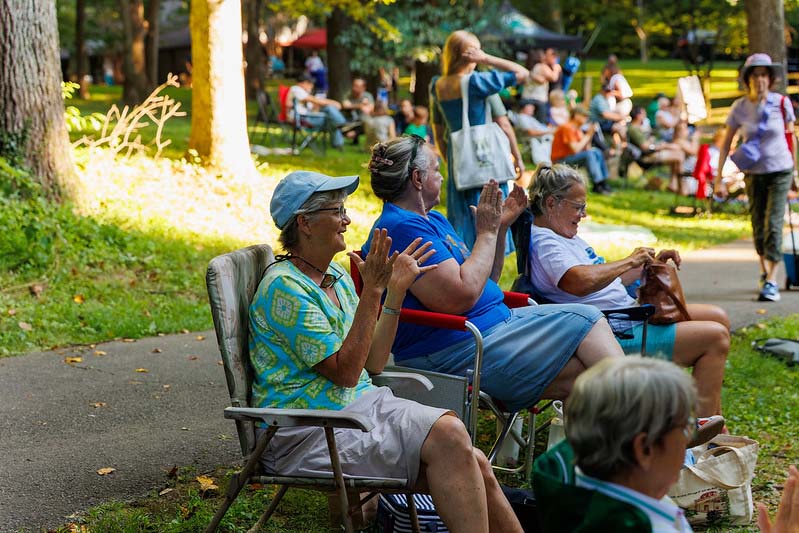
527, 164, 584, 216
369, 136, 436, 202
278, 189, 348, 251
565, 356, 697, 481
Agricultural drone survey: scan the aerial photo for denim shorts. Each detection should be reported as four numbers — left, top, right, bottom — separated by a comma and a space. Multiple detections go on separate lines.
398, 304, 603, 412
616, 322, 676, 361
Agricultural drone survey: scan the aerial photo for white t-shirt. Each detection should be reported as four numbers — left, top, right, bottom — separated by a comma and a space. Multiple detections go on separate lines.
608, 73, 633, 99
288, 85, 311, 119
529, 225, 634, 309
305, 55, 324, 72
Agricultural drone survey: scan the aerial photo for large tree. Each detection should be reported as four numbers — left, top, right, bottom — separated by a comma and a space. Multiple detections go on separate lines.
0, 0, 75, 201
745, 0, 787, 91
120, 0, 150, 105
189, 0, 256, 178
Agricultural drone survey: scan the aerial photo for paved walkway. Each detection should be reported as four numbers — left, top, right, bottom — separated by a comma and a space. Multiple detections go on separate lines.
1, 239, 798, 531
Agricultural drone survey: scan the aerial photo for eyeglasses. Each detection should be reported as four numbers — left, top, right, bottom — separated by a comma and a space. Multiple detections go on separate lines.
405, 134, 427, 180
314, 205, 348, 220
558, 197, 587, 215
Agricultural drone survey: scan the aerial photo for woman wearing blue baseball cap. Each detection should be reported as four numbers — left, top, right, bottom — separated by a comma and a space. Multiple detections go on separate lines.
249, 170, 524, 532
715, 53, 796, 302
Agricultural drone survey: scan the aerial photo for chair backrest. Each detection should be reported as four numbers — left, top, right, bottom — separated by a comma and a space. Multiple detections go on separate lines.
255, 90, 271, 122
692, 143, 712, 200
206, 244, 275, 456
278, 85, 290, 123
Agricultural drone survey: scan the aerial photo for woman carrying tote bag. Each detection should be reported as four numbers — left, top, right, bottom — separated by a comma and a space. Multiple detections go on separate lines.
714, 53, 796, 302
431, 30, 529, 248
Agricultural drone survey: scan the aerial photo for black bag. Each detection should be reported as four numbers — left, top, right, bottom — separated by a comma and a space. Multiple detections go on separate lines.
753, 338, 799, 365
501, 485, 541, 532
376, 493, 447, 533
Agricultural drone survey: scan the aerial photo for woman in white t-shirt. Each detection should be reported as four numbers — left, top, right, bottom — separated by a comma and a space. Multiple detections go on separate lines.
606, 64, 633, 118
525, 164, 730, 417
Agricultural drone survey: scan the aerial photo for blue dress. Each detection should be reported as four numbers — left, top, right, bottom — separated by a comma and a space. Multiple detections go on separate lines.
430, 70, 517, 250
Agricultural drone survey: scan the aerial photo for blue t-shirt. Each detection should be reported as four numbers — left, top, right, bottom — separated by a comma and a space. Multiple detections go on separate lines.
248, 261, 373, 410
363, 202, 510, 360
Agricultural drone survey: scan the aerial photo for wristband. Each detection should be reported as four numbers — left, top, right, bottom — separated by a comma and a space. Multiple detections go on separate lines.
381, 305, 401, 316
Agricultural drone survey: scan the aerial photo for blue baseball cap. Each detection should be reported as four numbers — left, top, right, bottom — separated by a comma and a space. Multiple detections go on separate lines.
270, 171, 360, 229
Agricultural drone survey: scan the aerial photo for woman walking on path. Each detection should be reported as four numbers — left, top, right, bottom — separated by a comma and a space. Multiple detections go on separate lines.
715, 53, 796, 302
431, 30, 529, 249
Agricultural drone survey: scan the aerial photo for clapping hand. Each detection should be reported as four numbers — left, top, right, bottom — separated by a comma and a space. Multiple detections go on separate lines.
349, 229, 396, 293
471, 180, 503, 236
757, 465, 799, 533
501, 184, 528, 227
389, 238, 437, 294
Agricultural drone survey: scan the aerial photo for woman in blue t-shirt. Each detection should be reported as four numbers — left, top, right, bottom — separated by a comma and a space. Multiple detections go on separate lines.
364, 136, 625, 413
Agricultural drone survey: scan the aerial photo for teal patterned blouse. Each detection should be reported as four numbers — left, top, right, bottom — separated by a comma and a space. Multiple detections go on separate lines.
248, 260, 374, 411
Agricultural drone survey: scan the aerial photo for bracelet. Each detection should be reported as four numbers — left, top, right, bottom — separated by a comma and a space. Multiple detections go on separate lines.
381, 305, 401, 316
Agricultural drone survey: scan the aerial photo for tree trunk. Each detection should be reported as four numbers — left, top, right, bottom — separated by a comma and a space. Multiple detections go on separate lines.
244, 0, 264, 100
412, 59, 438, 108
745, 0, 787, 92
0, 0, 75, 201
76, 0, 90, 99
120, 0, 150, 105
145, 0, 160, 87
189, 0, 256, 178
327, 8, 352, 102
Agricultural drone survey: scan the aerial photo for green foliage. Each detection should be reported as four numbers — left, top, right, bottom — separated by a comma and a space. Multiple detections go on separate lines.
63, 81, 106, 133
0, 128, 41, 199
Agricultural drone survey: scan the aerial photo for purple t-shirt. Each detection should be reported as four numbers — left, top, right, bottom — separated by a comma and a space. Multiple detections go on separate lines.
726, 92, 795, 174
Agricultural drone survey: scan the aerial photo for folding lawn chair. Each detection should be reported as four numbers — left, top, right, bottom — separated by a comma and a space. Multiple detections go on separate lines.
349, 252, 546, 480
205, 244, 436, 532
249, 89, 291, 147
277, 85, 328, 155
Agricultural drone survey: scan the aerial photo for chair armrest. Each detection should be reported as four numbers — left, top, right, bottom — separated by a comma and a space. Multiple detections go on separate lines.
371, 371, 434, 393
602, 304, 656, 322
503, 291, 534, 309
399, 308, 468, 330
224, 406, 373, 432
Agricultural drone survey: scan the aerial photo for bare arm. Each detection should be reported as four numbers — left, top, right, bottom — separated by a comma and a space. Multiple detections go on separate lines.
364, 240, 436, 373
558, 247, 655, 297
463, 47, 529, 84
714, 126, 737, 196
568, 124, 595, 153
307, 94, 341, 110
495, 114, 525, 177
410, 181, 505, 314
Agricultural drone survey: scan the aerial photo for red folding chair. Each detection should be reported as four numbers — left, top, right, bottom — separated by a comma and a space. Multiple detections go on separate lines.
350, 252, 545, 478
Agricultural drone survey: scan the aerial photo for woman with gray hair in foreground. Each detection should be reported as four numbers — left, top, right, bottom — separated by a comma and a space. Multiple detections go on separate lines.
534, 356, 799, 532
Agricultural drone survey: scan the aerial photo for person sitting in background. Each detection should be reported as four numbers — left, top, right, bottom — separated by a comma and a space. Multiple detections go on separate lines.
606, 63, 634, 118
655, 96, 679, 141
589, 84, 627, 151
514, 99, 554, 166
646, 92, 666, 129
394, 98, 415, 135
288, 74, 350, 149
403, 105, 433, 143
363, 100, 396, 149
527, 164, 730, 417
548, 89, 570, 126
341, 77, 375, 145
536, 356, 799, 533
551, 106, 612, 195
673, 120, 701, 176
625, 106, 686, 193
252, 170, 524, 533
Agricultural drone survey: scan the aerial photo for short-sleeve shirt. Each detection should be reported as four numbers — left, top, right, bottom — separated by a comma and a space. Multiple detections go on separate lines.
589, 94, 611, 123
529, 224, 635, 309
363, 202, 510, 361
288, 85, 311, 119
516, 113, 549, 140
726, 92, 795, 174
628, 124, 649, 150
608, 73, 633, 99
430, 70, 517, 133
248, 261, 374, 410
551, 120, 582, 161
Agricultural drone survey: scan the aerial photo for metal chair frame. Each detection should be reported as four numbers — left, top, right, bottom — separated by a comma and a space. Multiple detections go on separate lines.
205, 244, 434, 532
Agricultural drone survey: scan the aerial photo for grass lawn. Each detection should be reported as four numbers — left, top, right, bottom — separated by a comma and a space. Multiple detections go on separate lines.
1, 65, 796, 530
